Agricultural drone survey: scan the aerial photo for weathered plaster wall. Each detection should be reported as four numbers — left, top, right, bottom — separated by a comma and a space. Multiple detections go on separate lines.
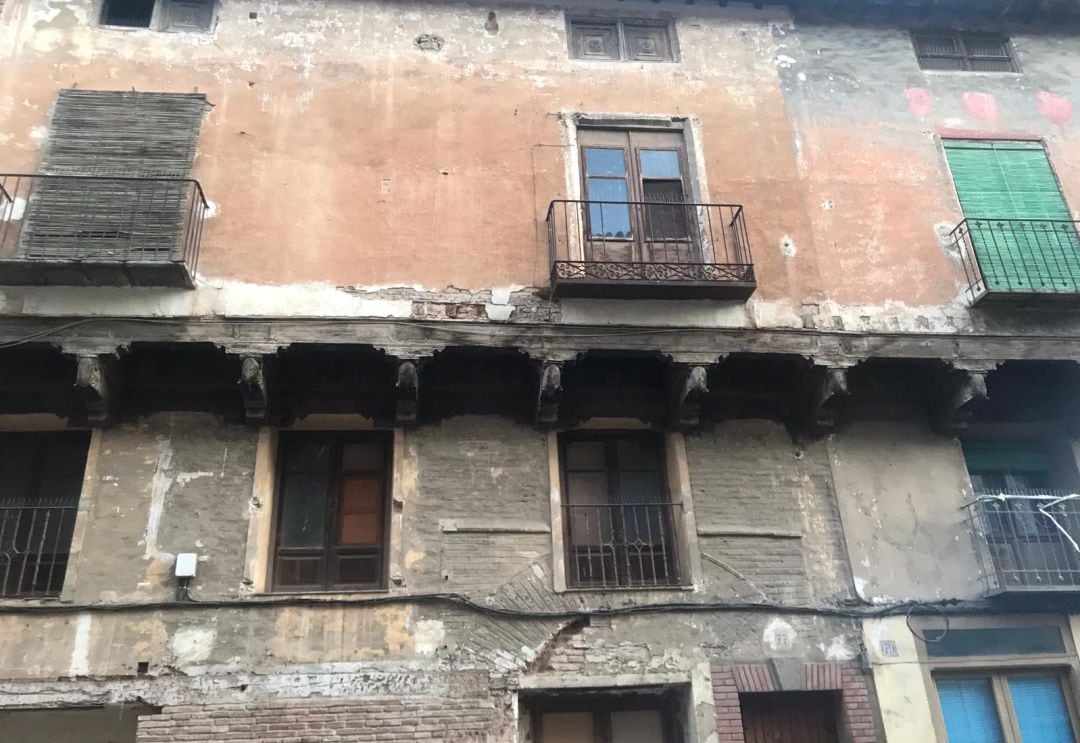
861, 616, 937, 743
828, 420, 981, 603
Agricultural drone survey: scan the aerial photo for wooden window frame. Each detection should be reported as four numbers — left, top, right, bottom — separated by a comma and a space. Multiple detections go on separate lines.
99, 0, 215, 33
270, 431, 392, 593
557, 431, 684, 589
912, 31, 1019, 72
567, 18, 679, 62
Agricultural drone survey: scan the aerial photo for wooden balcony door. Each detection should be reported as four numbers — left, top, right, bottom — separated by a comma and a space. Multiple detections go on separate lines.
578, 128, 696, 265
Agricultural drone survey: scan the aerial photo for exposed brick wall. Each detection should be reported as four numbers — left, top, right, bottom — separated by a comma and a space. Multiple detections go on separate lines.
136, 695, 513, 743
712, 663, 879, 743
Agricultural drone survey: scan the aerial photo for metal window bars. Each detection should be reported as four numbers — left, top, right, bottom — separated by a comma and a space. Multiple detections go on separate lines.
563, 502, 683, 588
0, 496, 79, 598
966, 490, 1080, 592
0, 173, 207, 287
951, 218, 1080, 304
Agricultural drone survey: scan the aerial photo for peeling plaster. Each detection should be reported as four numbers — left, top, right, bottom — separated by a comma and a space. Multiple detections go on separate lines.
68, 613, 92, 677
170, 626, 217, 665
762, 617, 797, 652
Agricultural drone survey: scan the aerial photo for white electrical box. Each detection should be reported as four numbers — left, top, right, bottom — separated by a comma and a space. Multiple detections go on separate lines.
175, 553, 198, 578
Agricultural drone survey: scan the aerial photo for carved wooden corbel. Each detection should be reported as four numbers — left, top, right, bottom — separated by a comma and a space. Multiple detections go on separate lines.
75, 354, 117, 426
536, 362, 563, 428
934, 366, 990, 433
671, 365, 709, 430
802, 364, 850, 435
395, 359, 420, 425
239, 355, 269, 424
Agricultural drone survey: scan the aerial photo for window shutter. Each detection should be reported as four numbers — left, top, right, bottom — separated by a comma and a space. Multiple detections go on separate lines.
162, 0, 214, 33
935, 679, 1006, 743
1008, 676, 1076, 743
20, 90, 208, 260
944, 140, 1080, 292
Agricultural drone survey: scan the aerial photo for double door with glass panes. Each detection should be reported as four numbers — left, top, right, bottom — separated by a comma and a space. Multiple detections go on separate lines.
579, 129, 697, 265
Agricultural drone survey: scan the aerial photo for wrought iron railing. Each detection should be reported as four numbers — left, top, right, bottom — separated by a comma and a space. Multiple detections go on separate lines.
0, 173, 207, 285
952, 218, 1080, 302
967, 491, 1080, 591
0, 498, 79, 598
563, 502, 683, 589
546, 200, 754, 296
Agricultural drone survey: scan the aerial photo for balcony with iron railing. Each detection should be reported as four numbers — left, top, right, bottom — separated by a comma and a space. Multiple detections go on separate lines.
563, 502, 684, 589
967, 490, 1080, 593
546, 199, 755, 300
952, 218, 1080, 304
0, 174, 207, 288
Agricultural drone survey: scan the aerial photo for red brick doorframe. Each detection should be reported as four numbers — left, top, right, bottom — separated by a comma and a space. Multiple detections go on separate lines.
712, 663, 877, 743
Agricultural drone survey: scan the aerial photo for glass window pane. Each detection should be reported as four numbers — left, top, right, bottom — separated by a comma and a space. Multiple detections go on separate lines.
926, 627, 1066, 657
615, 438, 662, 471
566, 471, 609, 506
1008, 676, 1075, 743
565, 440, 606, 470
284, 440, 334, 474
275, 555, 321, 586
540, 712, 594, 743
640, 150, 682, 179
278, 474, 328, 548
618, 471, 665, 505
339, 477, 382, 546
341, 442, 383, 472
587, 182, 632, 238
585, 148, 627, 176
335, 554, 380, 586
612, 710, 664, 742
936, 678, 1006, 743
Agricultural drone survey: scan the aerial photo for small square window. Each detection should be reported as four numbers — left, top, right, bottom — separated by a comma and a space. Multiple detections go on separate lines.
101, 0, 155, 28
912, 31, 1018, 72
568, 18, 677, 62
100, 0, 214, 32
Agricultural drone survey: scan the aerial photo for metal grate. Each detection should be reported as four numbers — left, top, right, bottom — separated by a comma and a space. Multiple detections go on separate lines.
0, 499, 79, 598
912, 32, 1017, 72
951, 218, 1080, 302
564, 502, 682, 588
968, 491, 1080, 591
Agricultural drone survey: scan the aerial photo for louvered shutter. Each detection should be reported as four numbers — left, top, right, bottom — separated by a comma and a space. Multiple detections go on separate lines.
21, 90, 207, 261
1008, 676, 1076, 743
944, 140, 1080, 293
936, 678, 1006, 743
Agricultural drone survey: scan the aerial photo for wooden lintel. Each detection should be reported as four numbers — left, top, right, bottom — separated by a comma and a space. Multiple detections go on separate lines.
671, 365, 709, 430
75, 355, 117, 426
239, 355, 269, 424
536, 362, 563, 428
395, 359, 420, 425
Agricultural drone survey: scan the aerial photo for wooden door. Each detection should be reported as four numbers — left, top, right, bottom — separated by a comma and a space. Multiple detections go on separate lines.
578, 129, 694, 265
739, 692, 840, 743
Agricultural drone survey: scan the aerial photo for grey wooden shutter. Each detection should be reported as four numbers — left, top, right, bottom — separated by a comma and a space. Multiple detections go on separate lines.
162, 0, 215, 33
22, 90, 208, 261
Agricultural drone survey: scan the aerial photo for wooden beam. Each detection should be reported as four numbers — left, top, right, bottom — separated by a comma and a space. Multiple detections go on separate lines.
75, 354, 117, 426
536, 362, 563, 428
395, 359, 420, 425
671, 364, 709, 430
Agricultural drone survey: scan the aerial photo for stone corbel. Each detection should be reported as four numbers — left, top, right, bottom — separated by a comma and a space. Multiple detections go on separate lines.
671, 364, 710, 430
536, 362, 563, 428
238, 355, 269, 424
395, 359, 420, 425
801, 363, 851, 435
933, 363, 994, 433
75, 354, 119, 426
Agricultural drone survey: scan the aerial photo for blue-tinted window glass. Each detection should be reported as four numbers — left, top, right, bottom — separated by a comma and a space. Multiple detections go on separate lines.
937, 678, 1005, 743
639, 150, 682, 178
585, 148, 627, 176
926, 627, 1066, 657
586, 179, 631, 238
1009, 676, 1075, 743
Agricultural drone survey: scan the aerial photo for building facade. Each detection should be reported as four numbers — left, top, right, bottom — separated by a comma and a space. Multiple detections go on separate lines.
1, 0, 1080, 740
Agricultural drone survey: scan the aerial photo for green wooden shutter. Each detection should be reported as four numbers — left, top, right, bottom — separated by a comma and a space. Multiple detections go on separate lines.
944, 140, 1080, 293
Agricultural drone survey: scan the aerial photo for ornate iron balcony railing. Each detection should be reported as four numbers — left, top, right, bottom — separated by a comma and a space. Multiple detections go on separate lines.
563, 502, 683, 589
0, 173, 207, 287
967, 491, 1080, 593
952, 218, 1080, 304
546, 199, 755, 300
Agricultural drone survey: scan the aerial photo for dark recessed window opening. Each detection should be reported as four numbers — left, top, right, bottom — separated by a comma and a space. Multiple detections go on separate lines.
568, 18, 677, 62
559, 432, 682, 589
101, 0, 156, 28
912, 31, 1018, 72
272, 432, 391, 592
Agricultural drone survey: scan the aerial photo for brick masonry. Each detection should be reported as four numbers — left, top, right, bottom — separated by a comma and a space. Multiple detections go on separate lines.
135, 694, 514, 743
712, 663, 878, 743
